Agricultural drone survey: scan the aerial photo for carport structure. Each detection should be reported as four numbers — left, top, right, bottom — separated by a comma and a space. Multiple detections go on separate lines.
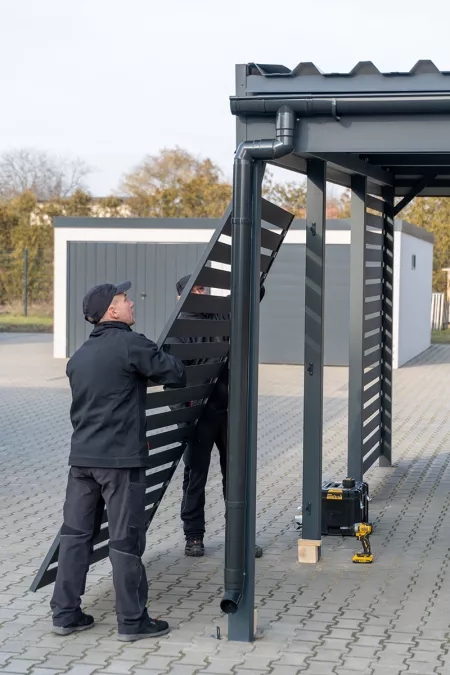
31, 60, 450, 644
223, 60, 450, 640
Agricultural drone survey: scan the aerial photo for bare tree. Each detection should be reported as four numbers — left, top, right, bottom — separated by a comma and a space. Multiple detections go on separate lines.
0, 149, 92, 200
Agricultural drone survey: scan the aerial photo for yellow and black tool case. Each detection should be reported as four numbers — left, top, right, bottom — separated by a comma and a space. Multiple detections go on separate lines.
321, 478, 369, 535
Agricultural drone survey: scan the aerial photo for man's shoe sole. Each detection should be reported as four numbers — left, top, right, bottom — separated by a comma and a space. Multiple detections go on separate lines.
185, 547, 204, 557
118, 627, 170, 641
52, 622, 94, 635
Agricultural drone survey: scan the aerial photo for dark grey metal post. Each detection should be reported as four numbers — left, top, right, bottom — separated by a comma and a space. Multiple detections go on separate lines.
228, 162, 263, 642
380, 186, 394, 467
23, 248, 28, 317
301, 159, 326, 550
348, 175, 367, 481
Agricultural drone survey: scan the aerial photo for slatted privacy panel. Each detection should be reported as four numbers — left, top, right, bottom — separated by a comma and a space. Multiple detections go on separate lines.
31, 197, 295, 591
362, 193, 393, 473
349, 182, 394, 480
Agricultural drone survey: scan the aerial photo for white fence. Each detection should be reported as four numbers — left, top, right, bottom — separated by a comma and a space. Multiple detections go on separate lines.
431, 293, 448, 330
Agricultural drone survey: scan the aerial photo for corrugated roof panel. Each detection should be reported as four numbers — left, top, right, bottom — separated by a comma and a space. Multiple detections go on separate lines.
248, 60, 450, 78
245, 60, 450, 95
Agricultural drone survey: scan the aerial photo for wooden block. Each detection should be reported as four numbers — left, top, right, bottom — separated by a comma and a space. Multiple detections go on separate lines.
298, 539, 321, 564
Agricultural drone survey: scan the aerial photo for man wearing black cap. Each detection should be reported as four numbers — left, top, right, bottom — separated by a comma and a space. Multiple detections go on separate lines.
172, 275, 263, 559
50, 281, 186, 642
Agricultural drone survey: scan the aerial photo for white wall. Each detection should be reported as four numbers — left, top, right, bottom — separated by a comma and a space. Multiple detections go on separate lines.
393, 231, 433, 369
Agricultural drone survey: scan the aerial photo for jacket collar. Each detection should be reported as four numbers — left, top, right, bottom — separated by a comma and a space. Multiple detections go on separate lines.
91, 321, 132, 335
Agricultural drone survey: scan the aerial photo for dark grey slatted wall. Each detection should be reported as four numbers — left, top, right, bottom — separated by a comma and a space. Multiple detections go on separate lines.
259, 244, 351, 366
67, 243, 205, 356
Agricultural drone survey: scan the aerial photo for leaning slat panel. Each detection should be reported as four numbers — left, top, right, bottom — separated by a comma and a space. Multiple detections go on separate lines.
146, 384, 215, 409
168, 319, 230, 338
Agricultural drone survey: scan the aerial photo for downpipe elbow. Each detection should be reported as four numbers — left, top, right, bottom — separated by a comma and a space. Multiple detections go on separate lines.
220, 590, 242, 615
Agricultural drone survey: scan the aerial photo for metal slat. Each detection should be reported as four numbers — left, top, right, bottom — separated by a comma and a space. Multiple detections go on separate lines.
209, 241, 232, 265
384, 285, 393, 302
364, 374, 381, 397
365, 295, 383, 313
365, 281, 383, 297
363, 395, 382, 420
196, 266, 231, 291
164, 341, 228, 361
363, 443, 382, 473
185, 363, 223, 385
147, 425, 195, 450
29, 534, 61, 591
365, 265, 383, 281
146, 466, 174, 488
364, 347, 382, 369
364, 330, 382, 350
366, 195, 385, 213
260, 226, 284, 252
209, 242, 271, 273
168, 319, 230, 338
365, 247, 383, 263
363, 413, 381, 442
147, 445, 185, 469
366, 212, 383, 229
146, 405, 201, 430
363, 363, 382, 387
366, 229, 383, 247
181, 293, 231, 315
261, 199, 295, 229
364, 313, 382, 331
146, 383, 215, 409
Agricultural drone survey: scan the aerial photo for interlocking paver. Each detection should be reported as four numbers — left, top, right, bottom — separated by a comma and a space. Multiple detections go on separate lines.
3, 335, 450, 675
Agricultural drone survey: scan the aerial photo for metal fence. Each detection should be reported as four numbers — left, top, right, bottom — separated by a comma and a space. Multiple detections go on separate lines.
0, 248, 53, 315
431, 292, 448, 331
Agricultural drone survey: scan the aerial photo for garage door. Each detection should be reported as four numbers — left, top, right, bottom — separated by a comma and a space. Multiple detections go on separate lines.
259, 244, 351, 366
67, 242, 204, 357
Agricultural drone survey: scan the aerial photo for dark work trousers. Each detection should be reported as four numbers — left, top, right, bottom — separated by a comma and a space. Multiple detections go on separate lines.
181, 410, 227, 539
51, 467, 149, 634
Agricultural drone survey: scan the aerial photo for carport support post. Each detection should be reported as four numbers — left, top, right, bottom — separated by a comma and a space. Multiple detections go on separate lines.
227, 161, 264, 641
380, 186, 394, 467
348, 174, 367, 481
300, 159, 326, 562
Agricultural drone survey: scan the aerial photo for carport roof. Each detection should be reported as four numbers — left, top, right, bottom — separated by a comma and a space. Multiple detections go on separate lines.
232, 61, 450, 200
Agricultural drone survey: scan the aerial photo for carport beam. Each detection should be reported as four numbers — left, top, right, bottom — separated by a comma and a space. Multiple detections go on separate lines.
300, 158, 326, 560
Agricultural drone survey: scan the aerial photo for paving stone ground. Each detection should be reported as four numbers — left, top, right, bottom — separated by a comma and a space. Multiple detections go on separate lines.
2, 333, 450, 674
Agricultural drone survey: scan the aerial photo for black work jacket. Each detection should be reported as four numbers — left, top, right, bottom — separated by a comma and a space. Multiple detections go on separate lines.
67, 321, 186, 468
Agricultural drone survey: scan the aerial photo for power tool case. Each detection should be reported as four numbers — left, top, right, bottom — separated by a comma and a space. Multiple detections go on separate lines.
321, 479, 369, 535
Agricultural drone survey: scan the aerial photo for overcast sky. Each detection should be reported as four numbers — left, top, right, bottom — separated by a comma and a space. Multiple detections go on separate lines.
2, 0, 450, 195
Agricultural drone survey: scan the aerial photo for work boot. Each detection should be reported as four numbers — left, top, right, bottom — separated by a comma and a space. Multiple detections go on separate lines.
185, 537, 205, 557
255, 545, 263, 558
52, 612, 94, 635
118, 616, 170, 642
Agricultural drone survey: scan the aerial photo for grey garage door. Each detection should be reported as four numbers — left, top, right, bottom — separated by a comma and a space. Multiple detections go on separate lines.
67, 242, 205, 357
67, 241, 351, 365
259, 244, 350, 366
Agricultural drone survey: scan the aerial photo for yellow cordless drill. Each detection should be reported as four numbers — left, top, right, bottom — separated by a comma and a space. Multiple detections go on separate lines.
352, 522, 373, 563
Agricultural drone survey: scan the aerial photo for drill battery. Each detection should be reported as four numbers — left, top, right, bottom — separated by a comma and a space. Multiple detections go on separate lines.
321, 478, 369, 536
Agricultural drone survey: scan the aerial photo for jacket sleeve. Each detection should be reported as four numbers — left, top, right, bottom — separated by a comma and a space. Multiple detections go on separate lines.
126, 332, 186, 387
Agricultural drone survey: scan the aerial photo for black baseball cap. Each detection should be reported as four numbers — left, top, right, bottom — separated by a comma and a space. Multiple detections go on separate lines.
83, 281, 132, 324
176, 275, 191, 295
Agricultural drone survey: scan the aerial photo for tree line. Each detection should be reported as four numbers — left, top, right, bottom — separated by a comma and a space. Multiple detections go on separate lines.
0, 146, 444, 307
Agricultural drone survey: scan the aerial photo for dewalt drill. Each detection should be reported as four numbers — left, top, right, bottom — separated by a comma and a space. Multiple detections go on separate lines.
352, 522, 373, 563
341, 522, 373, 563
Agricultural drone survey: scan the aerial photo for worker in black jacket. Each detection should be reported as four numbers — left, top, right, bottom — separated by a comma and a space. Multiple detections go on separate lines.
50, 281, 186, 642
173, 275, 263, 558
